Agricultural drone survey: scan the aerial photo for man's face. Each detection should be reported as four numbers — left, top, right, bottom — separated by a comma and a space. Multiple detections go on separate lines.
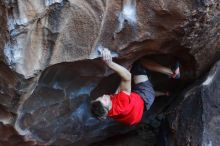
95, 94, 111, 111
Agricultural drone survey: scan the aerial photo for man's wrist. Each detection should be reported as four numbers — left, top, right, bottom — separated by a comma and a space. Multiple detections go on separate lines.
105, 61, 113, 66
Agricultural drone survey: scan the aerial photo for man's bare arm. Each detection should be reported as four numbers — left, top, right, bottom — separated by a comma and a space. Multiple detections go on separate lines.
140, 59, 173, 76
101, 48, 131, 94
107, 62, 131, 81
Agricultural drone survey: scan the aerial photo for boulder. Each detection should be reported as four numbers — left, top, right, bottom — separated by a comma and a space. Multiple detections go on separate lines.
165, 60, 220, 146
0, 0, 220, 146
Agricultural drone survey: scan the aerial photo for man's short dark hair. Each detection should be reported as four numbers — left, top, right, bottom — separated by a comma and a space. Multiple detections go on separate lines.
90, 100, 107, 120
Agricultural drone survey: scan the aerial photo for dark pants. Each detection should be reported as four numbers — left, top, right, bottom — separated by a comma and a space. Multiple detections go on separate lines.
131, 61, 155, 110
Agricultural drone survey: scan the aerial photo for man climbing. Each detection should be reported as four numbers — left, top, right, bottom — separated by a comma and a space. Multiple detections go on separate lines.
90, 48, 180, 125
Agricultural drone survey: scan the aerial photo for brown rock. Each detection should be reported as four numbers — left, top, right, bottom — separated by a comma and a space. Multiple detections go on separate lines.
0, 0, 219, 146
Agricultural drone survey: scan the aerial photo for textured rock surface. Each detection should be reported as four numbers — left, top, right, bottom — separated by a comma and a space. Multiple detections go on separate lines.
2, 0, 220, 78
164, 60, 220, 146
0, 0, 220, 146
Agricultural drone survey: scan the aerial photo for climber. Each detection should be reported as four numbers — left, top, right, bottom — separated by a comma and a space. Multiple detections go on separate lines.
90, 48, 180, 125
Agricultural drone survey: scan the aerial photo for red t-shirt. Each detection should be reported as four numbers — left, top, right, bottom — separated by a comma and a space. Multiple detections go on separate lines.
107, 91, 144, 125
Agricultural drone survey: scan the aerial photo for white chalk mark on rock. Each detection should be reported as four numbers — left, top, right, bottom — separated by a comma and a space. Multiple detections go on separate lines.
45, 0, 63, 6
16, 17, 28, 25
7, 16, 16, 31
115, 0, 137, 34
122, 2, 137, 23
53, 82, 63, 90
15, 113, 32, 136
203, 72, 216, 86
4, 42, 22, 66
205, 140, 212, 146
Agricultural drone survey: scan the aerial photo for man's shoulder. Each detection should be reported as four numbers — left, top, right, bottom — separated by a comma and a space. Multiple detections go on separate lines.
111, 91, 131, 103
113, 91, 130, 97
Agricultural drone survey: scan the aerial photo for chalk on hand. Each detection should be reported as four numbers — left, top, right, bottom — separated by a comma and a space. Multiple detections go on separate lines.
89, 45, 119, 59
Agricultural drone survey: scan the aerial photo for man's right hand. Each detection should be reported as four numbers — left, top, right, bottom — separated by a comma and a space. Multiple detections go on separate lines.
101, 48, 113, 65
100, 48, 131, 94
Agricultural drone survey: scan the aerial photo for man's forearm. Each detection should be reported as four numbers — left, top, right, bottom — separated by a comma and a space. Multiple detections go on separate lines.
107, 62, 131, 81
